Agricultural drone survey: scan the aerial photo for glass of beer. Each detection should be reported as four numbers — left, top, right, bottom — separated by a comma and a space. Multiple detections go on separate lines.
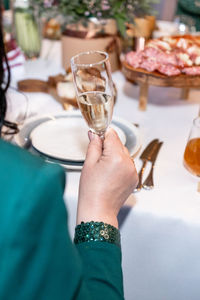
71, 51, 114, 138
183, 117, 200, 184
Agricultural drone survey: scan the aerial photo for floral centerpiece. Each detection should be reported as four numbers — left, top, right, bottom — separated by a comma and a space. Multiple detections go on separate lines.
32, 0, 158, 37
59, 0, 158, 37
31, 0, 158, 70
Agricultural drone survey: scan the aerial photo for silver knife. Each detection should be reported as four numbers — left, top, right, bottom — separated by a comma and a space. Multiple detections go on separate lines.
134, 139, 159, 192
142, 142, 163, 190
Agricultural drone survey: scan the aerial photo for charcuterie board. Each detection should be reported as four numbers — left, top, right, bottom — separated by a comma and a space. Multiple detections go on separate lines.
122, 61, 200, 110
122, 60, 200, 87
122, 34, 200, 110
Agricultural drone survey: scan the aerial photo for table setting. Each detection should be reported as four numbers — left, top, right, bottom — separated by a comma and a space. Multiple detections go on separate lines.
6, 52, 200, 299
14, 110, 140, 171
2, 0, 200, 299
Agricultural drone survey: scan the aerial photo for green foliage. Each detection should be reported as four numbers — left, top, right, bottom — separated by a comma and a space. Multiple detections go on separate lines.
108, 0, 159, 36
31, 0, 159, 36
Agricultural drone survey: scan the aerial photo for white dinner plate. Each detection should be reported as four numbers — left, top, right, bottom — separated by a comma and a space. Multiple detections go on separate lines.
15, 111, 141, 170
30, 117, 126, 162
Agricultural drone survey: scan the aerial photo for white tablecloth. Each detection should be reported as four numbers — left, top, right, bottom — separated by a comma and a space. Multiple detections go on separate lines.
10, 55, 200, 300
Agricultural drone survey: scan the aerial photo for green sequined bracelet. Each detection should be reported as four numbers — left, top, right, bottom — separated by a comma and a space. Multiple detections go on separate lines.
74, 221, 120, 247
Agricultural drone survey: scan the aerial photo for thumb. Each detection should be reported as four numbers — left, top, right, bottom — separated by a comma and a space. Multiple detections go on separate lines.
85, 131, 103, 164
104, 127, 124, 154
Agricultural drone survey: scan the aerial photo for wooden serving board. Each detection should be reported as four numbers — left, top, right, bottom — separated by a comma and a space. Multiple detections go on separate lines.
18, 78, 118, 110
122, 61, 200, 110
17, 79, 79, 110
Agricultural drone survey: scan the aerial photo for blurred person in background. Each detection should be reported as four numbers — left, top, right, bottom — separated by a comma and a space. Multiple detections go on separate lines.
3, 0, 9, 10
0, 3, 138, 300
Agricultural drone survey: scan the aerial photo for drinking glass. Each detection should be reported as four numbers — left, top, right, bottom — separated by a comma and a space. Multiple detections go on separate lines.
13, 1, 41, 59
183, 116, 200, 191
71, 51, 115, 138
174, 15, 196, 34
2, 87, 29, 141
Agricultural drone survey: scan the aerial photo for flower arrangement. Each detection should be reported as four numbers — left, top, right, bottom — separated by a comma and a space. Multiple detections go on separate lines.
31, 0, 159, 36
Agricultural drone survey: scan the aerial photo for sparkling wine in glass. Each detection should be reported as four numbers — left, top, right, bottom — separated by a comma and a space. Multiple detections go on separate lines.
183, 116, 200, 191
71, 51, 114, 138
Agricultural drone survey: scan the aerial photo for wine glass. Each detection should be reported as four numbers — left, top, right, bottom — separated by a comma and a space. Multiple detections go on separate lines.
2, 87, 29, 141
174, 15, 196, 34
71, 50, 115, 138
183, 116, 200, 192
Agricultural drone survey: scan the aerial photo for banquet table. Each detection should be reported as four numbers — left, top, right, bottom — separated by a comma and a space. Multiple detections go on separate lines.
9, 47, 200, 300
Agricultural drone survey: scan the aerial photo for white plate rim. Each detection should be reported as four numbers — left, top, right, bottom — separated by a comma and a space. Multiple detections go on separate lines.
14, 111, 141, 170
29, 117, 127, 162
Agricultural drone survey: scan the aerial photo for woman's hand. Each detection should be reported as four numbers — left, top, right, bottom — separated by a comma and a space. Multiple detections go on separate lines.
77, 128, 138, 228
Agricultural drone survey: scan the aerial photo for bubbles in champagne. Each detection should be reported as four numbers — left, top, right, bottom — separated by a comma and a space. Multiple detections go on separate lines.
78, 92, 114, 135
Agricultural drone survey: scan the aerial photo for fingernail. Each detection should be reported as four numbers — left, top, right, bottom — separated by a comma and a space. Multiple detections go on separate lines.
88, 130, 96, 141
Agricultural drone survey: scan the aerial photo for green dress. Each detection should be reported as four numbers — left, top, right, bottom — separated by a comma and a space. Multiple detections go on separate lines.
0, 139, 124, 300
176, 0, 200, 31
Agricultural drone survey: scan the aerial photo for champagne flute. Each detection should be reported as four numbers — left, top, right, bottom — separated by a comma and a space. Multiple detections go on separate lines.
71, 51, 114, 138
183, 116, 200, 192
